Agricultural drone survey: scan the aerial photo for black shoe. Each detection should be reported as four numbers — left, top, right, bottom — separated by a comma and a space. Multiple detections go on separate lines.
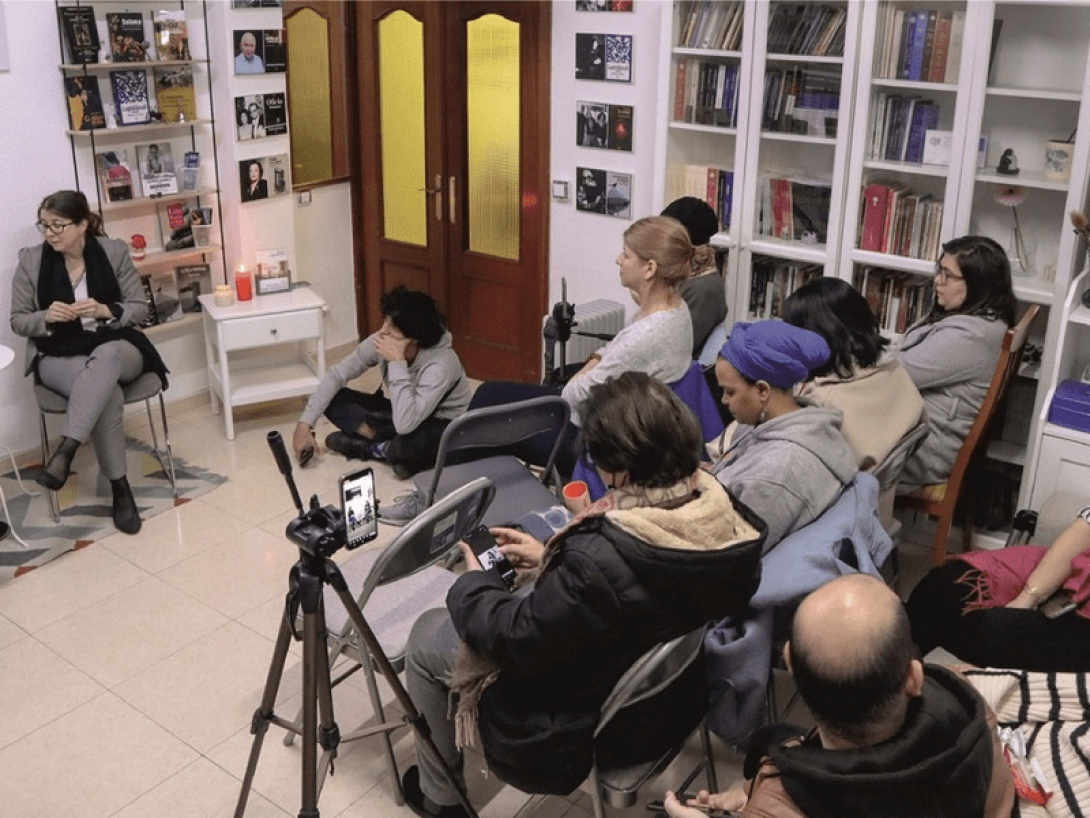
110, 476, 142, 535
37, 436, 80, 490
325, 432, 374, 461
401, 766, 470, 818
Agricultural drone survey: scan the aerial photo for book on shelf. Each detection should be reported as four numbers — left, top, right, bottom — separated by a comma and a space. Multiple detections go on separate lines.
159, 198, 201, 250
904, 103, 939, 164
673, 58, 688, 121
111, 70, 151, 126
860, 182, 890, 252
748, 257, 821, 319
64, 75, 106, 131
96, 149, 135, 203
152, 9, 191, 61
791, 181, 832, 245
106, 12, 148, 63
59, 6, 101, 64
176, 263, 212, 313
180, 151, 200, 192
770, 177, 793, 241
944, 11, 966, 84
854, 267, 934, 334
137, 142, 178, 197
150, 271, 183, 324
153, 65, 196, 123
927, 11, 953, 83
666, 163, 732, 232
919, 9, 937, 80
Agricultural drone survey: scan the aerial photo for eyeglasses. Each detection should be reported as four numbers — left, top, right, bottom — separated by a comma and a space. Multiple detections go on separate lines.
36, 221, 74, 235
934, 265, 965, 283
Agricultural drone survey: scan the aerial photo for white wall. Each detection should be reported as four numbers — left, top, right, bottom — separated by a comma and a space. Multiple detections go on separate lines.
548, 0, 666, 311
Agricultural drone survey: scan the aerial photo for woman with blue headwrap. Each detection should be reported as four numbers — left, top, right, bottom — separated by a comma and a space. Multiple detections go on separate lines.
711, 320, 858, 549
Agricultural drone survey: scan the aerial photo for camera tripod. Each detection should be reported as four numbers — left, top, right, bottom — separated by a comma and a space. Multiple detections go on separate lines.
234, 432, 479, 818
542, 277, 616, 386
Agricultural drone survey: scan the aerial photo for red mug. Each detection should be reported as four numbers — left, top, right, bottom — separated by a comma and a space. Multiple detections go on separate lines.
563, 480, 590, 514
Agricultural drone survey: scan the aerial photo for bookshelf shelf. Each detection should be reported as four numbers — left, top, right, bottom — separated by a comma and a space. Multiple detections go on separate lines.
58, 58, 207, 72
1012, 278, 1058, 305
760, 131, 835, 146
849, 251, 934, 276
973, 170, 1070, 192
863, 159, 951, 178
668, 122, 738, 136
765, 53, 844, 66
747, 238, 829, 264
99, 187, 220, 214
66, 119, 214, 138
986, 86, 1081, 103
133, 243, 223, 270
872, 79, 958, 93
673, 47, 742, 59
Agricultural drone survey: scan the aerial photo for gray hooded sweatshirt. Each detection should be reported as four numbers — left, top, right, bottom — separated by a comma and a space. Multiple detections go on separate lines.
711, 405, 859, 550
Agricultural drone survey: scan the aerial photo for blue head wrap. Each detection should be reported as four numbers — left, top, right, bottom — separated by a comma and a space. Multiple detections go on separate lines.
719, 320, 830, 389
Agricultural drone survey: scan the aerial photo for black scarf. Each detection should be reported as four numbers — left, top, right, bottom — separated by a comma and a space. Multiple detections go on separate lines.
34, 235, 169, 389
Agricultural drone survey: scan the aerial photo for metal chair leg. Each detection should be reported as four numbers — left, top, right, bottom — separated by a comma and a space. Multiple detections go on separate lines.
147, 393, 177, 497
38, 410, 60, 523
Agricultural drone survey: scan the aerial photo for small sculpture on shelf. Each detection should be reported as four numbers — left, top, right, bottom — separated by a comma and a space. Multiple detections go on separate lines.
996, 148, 1020, 175
130, 233, 146, 261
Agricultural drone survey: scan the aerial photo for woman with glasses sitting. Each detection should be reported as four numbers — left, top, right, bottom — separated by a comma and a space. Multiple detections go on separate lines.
895, 235, 1016, 489
10, 190, 167, 534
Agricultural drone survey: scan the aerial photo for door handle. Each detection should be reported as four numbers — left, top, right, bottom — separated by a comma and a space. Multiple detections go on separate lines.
448, 176, 456, 225
418, 173, 443, 221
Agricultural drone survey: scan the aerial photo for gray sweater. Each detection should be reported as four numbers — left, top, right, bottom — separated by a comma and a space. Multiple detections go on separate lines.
897, 314, 1007, 487
561, 303, 692, 423
712, 405, 859, 550
679, 269, 727, 357
300, 330, 470, 435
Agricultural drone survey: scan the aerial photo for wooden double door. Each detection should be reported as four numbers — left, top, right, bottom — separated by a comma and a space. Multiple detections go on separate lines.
352, 1, 550, 381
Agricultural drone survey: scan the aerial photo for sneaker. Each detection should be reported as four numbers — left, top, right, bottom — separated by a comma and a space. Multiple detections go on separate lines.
401, 765, 470, 818
325, 431, 374, 461
379, 488, 425, 526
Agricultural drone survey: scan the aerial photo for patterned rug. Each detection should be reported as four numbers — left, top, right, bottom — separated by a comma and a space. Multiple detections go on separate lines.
0, 436, 227, 585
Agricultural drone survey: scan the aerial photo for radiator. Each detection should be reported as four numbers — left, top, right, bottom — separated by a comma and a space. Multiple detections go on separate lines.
543, 298, 627, 371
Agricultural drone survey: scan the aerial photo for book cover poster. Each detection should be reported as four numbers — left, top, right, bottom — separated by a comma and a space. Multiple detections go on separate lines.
106, 12, 148, 62
231, 0, 284, 7
608, 104, 633, 151
605, 171, 632, 218
263, 92, 287, 136
240, 158, 269, 202
576, 101, 608, 148
263, 29, 287, 73
576, 2, 632, 12
267, 154, 291, 196
605, 34, 633, 82
576, 167, 607, 214
235, 95, 266, 140
150, 271, 183, 323
575, 34, 604, 80
65, 75, 106, 131
176, 264, 212, 312
96, 149, 134, 202
234, 30, 266, 74
159, 198, 201, 250
154, 66, 196, 122
137, 142, 178, 196
153, 10, 191, 61
59, 6, 100, 64
255, 248, 290, 293
111, 70, 151, 126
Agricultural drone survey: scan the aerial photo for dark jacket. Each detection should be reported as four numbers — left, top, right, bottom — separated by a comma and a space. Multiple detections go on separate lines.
743, 665, 1015, 818
446, 473, 765, 794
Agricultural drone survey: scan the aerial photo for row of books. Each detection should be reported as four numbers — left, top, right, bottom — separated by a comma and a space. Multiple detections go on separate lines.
139, 264, 213, 327
870, 96, 940, 164
747, 257, 822, 319
854, 267, 935, 335
858, 180, 944, 261
672, 59, 741, 128
59, 7, 189, 64
762, 66, 840, 136
677, 1, 744, 51
874, 6, 965, 84
755, 176, 832, 245
666, 164, 733, 232
66, 67, 196, 131
766, 3, 846, 57
96, 146, 201, 201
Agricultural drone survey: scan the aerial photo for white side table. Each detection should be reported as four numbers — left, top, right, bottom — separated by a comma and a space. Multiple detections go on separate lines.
197, 288, 327, 439
0, 343, 39, 547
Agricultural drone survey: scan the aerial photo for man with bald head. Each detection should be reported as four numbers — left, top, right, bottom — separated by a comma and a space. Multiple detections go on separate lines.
665, 574, 1014, 818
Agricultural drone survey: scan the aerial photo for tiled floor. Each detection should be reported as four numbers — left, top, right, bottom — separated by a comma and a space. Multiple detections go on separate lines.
0, 377, 941, 818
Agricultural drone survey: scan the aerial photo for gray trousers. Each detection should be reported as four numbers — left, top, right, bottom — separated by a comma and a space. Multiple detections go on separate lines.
37, 340, 143, 481
405, 607, 465, 806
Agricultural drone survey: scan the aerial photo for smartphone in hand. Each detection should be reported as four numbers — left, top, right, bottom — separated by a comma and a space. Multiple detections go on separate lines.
464, 525, 517, 589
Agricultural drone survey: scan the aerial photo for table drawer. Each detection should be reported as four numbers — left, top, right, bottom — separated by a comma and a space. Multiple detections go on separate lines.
221, 309, 320, 350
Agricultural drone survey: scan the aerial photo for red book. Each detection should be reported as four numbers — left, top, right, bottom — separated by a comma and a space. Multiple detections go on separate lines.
771, 178, 793, 240
673, 59, 688, 121
860, 183, 889, 252
928, 11, 952, 83
706, 167, 719, 209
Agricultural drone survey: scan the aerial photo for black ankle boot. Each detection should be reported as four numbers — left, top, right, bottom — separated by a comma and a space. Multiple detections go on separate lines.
38, 436, 80, 490
110, 476, 142, 535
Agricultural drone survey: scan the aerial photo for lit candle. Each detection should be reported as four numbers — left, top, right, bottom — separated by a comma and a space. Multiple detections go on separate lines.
214, 284, 234, 307
234, 265, 253, 301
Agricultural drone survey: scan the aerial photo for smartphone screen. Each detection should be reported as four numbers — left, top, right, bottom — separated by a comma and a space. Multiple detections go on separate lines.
463, 525, 517, 589
340, 467, 378, 549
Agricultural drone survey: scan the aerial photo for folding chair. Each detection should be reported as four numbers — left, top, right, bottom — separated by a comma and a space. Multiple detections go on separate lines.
281, 477, 495, 804
412, 396, 570, 526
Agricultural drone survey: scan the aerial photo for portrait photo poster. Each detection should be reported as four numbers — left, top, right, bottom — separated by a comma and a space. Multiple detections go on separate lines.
576, 1, 633, 10
239, 154, 290, 203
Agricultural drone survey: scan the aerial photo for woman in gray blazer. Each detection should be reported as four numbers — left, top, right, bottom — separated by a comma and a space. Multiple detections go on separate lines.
10, 191, 167, 534
897, 235, 1016, 488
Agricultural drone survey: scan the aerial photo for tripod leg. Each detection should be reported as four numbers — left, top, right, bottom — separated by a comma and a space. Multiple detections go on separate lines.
324, 561, 480, 818
235, 600, 297, 818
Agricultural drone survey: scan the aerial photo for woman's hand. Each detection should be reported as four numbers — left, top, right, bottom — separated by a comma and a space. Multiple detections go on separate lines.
1006, 591, 1040, 610
663, 788, 747, 816
493, 526, 546, 570
73, 298, 110, 320
45, 301, 79, 323
292, 421, 317, 463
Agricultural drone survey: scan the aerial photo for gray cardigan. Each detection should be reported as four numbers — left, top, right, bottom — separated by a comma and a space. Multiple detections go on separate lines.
897, 314, 1008, 487
10, 238, 147, 376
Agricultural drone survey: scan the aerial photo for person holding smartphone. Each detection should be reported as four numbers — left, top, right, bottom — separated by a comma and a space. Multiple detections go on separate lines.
399, 372, 766, 818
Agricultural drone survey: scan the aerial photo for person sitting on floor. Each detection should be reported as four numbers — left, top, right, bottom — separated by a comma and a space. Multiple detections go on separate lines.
907, 500, 1090, 672
291, 286, 470, 480
664, 574, 1015, 818
661, 196, 726, 357
711, 320, 858, 549
400, 372, 765, 818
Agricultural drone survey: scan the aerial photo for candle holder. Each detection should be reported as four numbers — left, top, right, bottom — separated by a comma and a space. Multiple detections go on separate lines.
234, 266, 253, 301
214, 284, 235, 307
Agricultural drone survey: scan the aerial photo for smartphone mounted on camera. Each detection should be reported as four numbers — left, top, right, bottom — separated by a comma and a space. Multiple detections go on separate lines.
340, 467, 378, 549
464, 525, 517, 589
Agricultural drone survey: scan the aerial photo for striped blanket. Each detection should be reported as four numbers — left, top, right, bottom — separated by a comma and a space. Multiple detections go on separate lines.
965, 668, 1090, 818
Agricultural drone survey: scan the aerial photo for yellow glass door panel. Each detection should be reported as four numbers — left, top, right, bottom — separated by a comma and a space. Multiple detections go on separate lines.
378, 11, 427, 246
285, 9, 332, 185
465, 14, 519, 261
